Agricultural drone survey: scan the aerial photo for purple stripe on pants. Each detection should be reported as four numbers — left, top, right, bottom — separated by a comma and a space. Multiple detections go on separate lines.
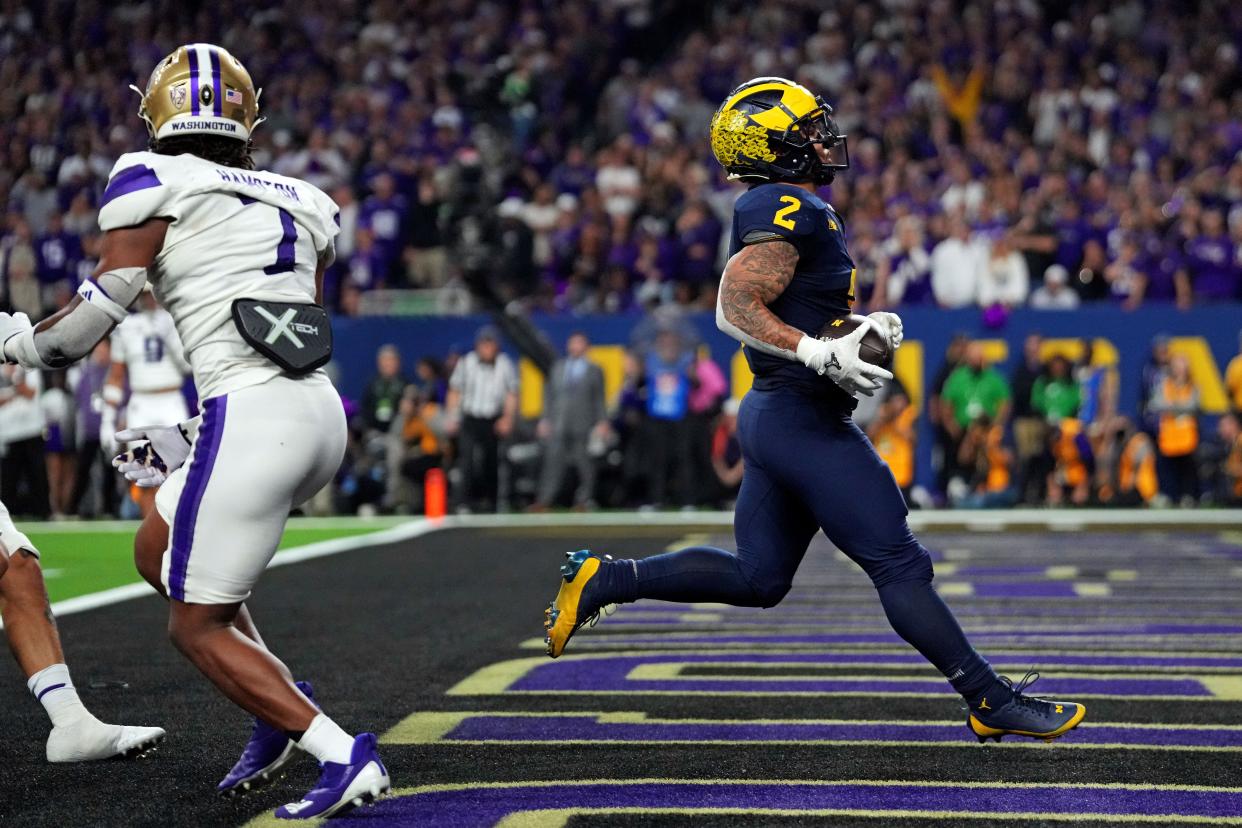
169, 395, 227, 601
208, 48, 222, 116
188, 47, 200, 116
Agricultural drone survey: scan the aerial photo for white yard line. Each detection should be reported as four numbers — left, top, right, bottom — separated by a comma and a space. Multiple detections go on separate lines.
23, 508, 1242, 620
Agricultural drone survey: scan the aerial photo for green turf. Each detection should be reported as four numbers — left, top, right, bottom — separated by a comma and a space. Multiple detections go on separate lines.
24, 521, 401, 604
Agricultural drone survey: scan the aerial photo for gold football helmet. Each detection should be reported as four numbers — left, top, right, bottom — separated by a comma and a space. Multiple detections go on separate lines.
132, 44, 261, 142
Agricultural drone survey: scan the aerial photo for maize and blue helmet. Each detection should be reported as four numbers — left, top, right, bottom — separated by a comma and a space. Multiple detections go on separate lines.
709, 77, 849, 185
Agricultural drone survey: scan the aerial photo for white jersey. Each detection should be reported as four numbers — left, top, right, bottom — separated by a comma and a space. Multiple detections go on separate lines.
111, 308, 189, 392
98, 151, 339, 399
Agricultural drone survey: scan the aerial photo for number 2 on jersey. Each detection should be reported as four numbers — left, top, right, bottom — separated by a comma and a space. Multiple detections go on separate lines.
773, 195, 800, 230
238, 195, 298, 274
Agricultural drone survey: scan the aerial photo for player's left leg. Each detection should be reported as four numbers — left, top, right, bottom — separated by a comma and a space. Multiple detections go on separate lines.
0, 506, 164, 762
544, 402, 821, 658
787, 411, 1085, 742
155, 380, 387, 817
133, 506, 309, 794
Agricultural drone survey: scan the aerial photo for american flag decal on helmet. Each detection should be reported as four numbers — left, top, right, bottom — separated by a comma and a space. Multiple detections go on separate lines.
225, 87, 242, 104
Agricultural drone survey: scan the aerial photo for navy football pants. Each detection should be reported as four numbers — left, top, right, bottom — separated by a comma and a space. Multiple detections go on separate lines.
610, 388, 999, 700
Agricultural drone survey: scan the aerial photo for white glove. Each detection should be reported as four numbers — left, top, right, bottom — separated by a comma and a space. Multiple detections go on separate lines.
866, 311, 903, 353
111, 423, 194, 488
100, 404, 119, 457
0, 312, 32, 363
795, 318, 893, 397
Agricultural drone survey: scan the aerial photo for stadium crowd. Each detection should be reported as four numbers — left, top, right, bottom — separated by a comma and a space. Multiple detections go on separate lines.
2, 0, 1242, 518
0, 0, 1239, 320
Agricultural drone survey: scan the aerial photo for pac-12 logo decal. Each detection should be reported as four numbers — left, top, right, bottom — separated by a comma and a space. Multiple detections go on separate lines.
169, 83, 187, 110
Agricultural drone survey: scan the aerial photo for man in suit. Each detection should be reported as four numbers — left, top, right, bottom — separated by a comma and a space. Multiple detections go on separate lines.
531, 332, 607, 510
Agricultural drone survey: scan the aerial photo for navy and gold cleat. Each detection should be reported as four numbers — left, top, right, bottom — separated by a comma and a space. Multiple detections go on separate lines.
544, 550, 613, 658
968, 671, 1086, 743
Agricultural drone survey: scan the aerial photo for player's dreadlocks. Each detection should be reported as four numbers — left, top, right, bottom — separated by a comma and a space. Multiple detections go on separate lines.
150, 134, 255, 170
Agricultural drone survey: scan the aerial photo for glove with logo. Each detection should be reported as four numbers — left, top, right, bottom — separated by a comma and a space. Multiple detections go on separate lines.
111, 420, 198, 488
795, 317, 893, 397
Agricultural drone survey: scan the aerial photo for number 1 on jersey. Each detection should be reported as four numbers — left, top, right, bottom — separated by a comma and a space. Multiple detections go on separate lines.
238, 195, 298, 274
264, 207, 298, 275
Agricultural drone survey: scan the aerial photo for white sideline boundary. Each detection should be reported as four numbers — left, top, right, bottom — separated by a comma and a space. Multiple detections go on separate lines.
43, 520, 443, 620
27, 508, 1242, 620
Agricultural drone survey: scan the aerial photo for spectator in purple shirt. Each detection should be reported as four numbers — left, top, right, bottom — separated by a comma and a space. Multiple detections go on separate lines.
874, 215, 934, 308
34, 212, 82, 288
358, 173, 409, 284
673, 201, 721, 290
1185, 210, 1239, 302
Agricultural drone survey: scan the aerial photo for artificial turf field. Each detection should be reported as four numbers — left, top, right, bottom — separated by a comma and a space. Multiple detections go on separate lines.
1, 516, 1240, 826
19, 517, 408, 604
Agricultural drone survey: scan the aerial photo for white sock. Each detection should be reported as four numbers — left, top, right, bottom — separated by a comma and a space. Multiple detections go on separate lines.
297, 713, 355, 764
27, 663, 91, 728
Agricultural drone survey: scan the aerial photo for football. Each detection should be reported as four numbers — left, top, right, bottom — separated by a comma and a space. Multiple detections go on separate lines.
818, 314, 892, 367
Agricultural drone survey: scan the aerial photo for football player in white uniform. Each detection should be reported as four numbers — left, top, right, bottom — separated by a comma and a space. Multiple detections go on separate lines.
0, 499, 165, 760
105, 287, 191, 514
0, 44, 388, 819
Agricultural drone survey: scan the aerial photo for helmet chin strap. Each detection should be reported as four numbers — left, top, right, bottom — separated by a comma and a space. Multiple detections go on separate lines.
129, 84, 156, 138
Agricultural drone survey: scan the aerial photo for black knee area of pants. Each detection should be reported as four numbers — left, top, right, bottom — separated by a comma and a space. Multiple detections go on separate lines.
866, 542, 934, 589
745, 574, 793, 608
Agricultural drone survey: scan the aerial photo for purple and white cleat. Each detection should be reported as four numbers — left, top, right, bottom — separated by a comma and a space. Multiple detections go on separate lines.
217, 680, 315, 797
274, 732, 390, 820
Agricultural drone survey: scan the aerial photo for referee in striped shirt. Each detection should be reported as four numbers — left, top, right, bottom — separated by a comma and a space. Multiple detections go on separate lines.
447, 326, 518, 511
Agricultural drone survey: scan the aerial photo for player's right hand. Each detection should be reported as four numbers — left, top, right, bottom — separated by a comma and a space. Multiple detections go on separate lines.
795, 321, 893, 397
111, 423, 193, 488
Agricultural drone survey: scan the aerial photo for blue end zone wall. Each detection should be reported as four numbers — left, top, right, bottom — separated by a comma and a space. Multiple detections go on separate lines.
332, 306, 1242, 489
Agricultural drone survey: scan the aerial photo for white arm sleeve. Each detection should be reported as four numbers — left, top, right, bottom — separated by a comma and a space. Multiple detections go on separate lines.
715, 280, 799, 362
4, 267, 148, 370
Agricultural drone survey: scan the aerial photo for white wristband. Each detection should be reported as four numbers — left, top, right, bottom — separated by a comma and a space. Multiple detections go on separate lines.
3, 328, 53, 370
794, 335, 819, 367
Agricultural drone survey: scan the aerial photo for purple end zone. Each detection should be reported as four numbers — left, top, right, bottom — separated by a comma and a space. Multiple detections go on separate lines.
329, 781, 1242, 826
972, 582, 1082, 598
506, 653, 1215, 696
567, 633, 1242, 658
443, 714, 1242, 749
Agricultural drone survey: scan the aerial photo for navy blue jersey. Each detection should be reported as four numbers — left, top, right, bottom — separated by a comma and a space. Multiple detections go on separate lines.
728, 182, 856, 396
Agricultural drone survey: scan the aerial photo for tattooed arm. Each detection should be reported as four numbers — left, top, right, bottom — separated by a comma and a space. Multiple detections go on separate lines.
715, 238, 892, 395
715, 239, 805, 360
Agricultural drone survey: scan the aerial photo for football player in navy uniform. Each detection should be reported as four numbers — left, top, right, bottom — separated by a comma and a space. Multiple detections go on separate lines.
543, 78, 1085, 743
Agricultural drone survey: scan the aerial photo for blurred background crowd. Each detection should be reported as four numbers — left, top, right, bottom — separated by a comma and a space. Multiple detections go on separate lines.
1, 0, 1241, 518
0, 0, 1239, 319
